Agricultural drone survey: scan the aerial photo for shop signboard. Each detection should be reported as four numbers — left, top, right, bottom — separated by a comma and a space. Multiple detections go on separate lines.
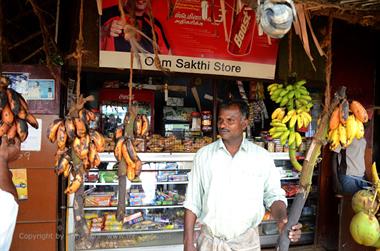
99, 0, 279, 79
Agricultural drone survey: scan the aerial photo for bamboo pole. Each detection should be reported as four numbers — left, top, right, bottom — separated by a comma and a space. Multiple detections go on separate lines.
277, 16, 336, 251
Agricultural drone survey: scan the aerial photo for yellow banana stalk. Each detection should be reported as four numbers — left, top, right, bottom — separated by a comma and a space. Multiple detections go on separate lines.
289, 114, 298, 128
355, 118, 364, 139
297, 114, 303, 129
295, 132, 302, 147
271, 108, 284, 120
288, 131, 296, 146
280, 130, 290, 145
345, 115, 357, 146
338, 123, 347, 146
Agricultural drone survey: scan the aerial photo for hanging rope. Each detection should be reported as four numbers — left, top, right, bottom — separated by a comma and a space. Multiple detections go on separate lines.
0, 0, 3, 73
129, 51, 133, 107
118, 0, 127, 22
288, 28, 293, 74
147, 0, 169, 72
76, 0, 84, 102
324, 15, 333, 113
27, 0, 60, 80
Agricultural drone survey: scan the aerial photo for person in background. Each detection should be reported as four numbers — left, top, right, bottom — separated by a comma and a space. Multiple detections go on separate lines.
100, 0, 170, 54
332, 108, 373, 195
0, 136, 21, 251
183, 100, 302, 251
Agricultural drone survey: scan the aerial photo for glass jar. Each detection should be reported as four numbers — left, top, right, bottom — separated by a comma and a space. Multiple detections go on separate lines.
190, 112, 201, 132
267, 141, 275, 152
201, 111, 212, 132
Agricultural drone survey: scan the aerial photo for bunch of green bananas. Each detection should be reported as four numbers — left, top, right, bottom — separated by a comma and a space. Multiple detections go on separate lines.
268, 80, 313, 111
267, 80, 314, 172
268, 81, 313, 147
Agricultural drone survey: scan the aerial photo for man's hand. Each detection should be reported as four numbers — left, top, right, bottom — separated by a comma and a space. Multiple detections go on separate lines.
184, 242, 197, 251
109, 19, 125, 37
278, 218, 303, 242
0, 136, 21, 163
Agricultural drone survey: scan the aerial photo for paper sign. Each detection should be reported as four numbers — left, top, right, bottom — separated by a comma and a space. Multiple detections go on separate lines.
10, 169, 28, 200
21, 119, 42, 151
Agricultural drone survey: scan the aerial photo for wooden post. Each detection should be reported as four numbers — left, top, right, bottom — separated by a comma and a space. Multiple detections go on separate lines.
212, 79, 218, 140
277, 87, 346, 250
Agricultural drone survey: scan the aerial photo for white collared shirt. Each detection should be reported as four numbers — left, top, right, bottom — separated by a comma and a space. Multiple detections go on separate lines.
184, 138, 287, 240
0, 189, 18, 251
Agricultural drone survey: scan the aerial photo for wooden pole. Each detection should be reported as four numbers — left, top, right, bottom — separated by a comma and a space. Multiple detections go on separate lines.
277, 16, 336, 251
0, 0, 3, 73
212, 79, 218, 140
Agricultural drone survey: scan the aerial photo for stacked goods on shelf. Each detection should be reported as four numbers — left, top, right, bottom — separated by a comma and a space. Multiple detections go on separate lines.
83, 209, 187, 233
0, 76, 39, 141
267, 80, 313, 171
144, 134, 213, 153
47, 106, 105, 193
327, 99, 367, 150
349, 162, 380, 248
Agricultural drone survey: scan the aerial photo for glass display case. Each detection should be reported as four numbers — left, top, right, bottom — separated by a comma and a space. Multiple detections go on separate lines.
67, 152, 197, 251
67, 152, 318, 250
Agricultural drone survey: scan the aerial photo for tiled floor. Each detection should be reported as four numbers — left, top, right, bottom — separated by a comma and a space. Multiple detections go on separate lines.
262, 245, 326, 251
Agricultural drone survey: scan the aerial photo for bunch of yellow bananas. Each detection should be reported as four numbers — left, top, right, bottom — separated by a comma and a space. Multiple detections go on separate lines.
269, 119, 303, 147
270, 108, 312, 147
328, 99, 366, 150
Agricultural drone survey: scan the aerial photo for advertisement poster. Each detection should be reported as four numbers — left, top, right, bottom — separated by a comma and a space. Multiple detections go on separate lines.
99, 0, 279, 79
25, 79, 55, 100
1, 73, 54, 100
10, 169, 28, 200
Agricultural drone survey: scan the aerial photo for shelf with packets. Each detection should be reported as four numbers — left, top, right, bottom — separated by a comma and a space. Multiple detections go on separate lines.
67, 152, 196, 251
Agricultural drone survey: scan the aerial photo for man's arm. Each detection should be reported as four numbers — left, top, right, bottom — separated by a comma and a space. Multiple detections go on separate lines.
183, 209, 197, 251
270, 200, 287, 230
0, 159, 17, 199
0, 136, 21, 200
270, 200, 302, 242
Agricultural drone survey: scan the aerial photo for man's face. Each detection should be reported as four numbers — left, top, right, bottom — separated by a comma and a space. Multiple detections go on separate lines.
136, 0, 147, 11
217, 105, 248, 141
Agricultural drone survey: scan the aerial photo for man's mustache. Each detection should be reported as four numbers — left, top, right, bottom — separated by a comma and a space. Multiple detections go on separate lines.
218, 128, 229, 133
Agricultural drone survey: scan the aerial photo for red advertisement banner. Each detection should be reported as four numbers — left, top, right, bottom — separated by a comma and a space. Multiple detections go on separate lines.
100, 0, 279, 79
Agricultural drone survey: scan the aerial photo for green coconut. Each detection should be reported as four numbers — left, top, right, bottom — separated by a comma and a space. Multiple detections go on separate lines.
352, 189, 378, 213
372, 236, 380, 248
350, 211, 380, 246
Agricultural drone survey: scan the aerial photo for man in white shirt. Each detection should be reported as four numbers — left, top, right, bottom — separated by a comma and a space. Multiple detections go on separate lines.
183, 100, 302, 251
0, 136, 21, 251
